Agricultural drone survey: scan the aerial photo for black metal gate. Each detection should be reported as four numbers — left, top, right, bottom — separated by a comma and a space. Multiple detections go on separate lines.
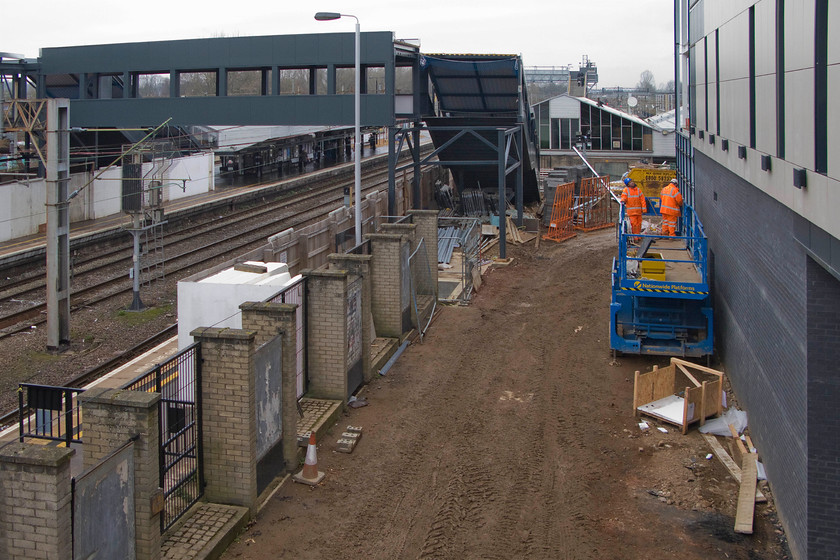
123, 342, 203, 532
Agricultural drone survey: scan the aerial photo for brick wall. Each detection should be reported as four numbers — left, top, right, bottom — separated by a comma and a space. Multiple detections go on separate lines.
368, 233, 407, 338
192, 327, 258, 514
302, 269, 349, 400
694, 150, 840, 559
0, 443, 74, 560
80, 388, 162, 560
240, 301, 300, 471
806, 257, 840, 558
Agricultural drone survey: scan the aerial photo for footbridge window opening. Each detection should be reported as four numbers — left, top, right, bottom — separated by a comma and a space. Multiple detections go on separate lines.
278, 68, 310, 95
179, 71, 218, 97
336, 67, 357, 94
314, 67, 328, 94
366, 66, 386, 94
395, 66, 413, 94
97, 74, 124, 99
136, 72, 170, 98
228, 69, 269, 96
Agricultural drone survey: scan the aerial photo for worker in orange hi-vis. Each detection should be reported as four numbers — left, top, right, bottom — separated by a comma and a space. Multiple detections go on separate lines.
659, 178, 684, 236
620, 177, 647, 241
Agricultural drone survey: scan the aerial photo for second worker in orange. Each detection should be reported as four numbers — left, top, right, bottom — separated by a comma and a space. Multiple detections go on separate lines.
659, 178, 684, 236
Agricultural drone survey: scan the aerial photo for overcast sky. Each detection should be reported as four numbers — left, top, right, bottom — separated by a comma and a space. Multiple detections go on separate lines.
3, 0, 675, 88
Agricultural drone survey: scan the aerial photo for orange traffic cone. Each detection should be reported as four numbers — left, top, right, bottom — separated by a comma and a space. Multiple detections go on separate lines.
293, 432, 325, 486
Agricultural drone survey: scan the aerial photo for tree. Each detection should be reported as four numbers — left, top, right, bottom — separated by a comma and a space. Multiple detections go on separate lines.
637, 70, 655, 93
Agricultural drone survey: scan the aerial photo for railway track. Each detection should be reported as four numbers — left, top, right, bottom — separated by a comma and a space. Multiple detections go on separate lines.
0, 146, 436, 425
0, 323, 178, 431
0, 165, 397, 338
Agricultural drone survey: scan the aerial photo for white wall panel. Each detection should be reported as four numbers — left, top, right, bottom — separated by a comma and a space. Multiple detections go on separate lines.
549, 95, 579, 119
652, 133, 676, 159
784, 68, 814, 170
755, 74, 777, 154
828, 65, 840, 179
0, 179, 46, 242
719, 12, 751, 81
91, 166, 123, 219
166, 153, 214, 201
830, 1, 840, 65
720, 78, 750, 145
783, 1, 815, 72
708, 37, 719, 133
703, 0, 754, 31
755, 0, 777, 76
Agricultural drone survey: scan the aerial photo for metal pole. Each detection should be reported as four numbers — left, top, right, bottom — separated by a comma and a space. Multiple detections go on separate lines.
498, 128, 506, 260
354, 20, 362, 245
45, 99, 71, 350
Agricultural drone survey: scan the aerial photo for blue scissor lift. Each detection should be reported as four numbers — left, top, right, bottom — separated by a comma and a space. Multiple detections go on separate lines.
610, 202, 713, 359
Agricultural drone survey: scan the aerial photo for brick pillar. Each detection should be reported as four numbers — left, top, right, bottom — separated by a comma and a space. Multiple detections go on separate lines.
192, 327, 258, 514
408, 209, 440, 290
368, 233, 409, 338
80, 388, 161, 560
329, 253, 374, 382
302, 269, 349, 400
240, 302, 300, 472
381, 222, 417, 248
0, 443, 74, 560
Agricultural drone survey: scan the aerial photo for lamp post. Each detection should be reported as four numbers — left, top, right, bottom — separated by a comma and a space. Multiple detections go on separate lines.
315, 11, 362, 246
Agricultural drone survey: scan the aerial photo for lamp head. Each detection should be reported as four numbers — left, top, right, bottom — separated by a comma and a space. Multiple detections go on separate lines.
314, 12, 341, 20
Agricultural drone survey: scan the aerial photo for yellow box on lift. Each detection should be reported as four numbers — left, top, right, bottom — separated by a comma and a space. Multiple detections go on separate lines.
640, 252, 666, 281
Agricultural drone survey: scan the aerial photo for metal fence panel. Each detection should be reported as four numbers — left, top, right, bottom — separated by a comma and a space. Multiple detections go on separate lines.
409, 238, 436, 340
254, 335, 283, 461
346, 277, 363, 397
73, 441, 136, 560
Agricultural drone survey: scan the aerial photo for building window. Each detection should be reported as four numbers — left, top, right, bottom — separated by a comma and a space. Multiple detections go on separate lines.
704, 37, 709, 131
551, 118, 560, 149
538, 104, 550, 149
715, 29, 721, 136
815, 0, 828, 173
590, 108, 601, 150
749, 6, 756, 149
776, 0, 785, 159
559, 118, 579, 149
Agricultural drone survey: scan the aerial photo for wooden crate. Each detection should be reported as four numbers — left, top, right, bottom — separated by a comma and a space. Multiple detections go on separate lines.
633, 358, 724, 434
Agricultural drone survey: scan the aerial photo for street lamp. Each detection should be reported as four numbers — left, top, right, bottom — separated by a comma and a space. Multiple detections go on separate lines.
315, 11, 362, 246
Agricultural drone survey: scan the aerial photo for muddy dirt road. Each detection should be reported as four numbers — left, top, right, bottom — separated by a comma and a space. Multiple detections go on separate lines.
223, 228, 789, 559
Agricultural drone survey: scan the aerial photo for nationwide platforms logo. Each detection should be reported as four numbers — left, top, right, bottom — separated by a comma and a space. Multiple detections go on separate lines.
630, 280, 702, 293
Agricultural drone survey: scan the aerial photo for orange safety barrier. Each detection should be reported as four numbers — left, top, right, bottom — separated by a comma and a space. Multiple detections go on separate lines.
574, 175, 615, 232
543, 182, 577, 243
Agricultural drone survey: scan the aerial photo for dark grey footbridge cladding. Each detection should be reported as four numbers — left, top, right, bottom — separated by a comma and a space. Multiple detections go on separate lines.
34, 32, 419, 127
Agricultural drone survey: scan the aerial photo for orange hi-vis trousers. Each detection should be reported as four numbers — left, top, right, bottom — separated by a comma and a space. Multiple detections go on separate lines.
661, 215, 677, 236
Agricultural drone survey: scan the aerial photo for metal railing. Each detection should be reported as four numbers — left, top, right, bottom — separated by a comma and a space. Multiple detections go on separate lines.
18, 383, 85, 445
122, 342, 203, 533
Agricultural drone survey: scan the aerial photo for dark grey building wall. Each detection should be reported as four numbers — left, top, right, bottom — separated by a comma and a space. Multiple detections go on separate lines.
695, 150, 840, 559
694, 150, 809, 558
806, 257, 840, 559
